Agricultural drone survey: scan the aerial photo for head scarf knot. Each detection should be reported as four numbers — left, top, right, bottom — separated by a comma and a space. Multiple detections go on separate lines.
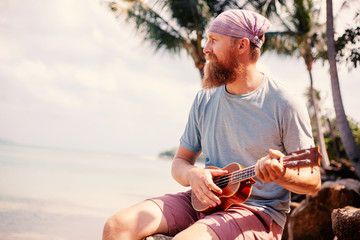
208, 9, 271, 48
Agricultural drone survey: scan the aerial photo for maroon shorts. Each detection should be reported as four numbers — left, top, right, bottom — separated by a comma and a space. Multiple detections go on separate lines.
149, 190, 283, 239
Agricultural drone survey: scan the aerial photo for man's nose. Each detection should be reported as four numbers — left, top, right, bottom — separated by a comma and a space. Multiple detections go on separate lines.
203, 41, 212, 54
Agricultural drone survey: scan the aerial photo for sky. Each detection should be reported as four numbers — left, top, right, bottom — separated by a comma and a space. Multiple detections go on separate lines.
0, 0, 359, 156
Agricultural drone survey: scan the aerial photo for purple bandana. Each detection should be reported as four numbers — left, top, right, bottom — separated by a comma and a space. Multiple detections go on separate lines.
208, 9, 272, 48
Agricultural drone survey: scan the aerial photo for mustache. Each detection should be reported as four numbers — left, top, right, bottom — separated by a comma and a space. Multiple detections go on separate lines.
205, 53, 218, 61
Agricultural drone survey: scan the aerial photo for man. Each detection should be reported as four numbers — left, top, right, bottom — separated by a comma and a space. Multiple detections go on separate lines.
103, 9, 321, 240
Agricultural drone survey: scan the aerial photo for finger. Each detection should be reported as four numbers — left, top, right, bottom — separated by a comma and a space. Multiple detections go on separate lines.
269, 149, 285, 159
271, 158, 286, 178
261, 159, 272, 180
265, 158, 286, 181
199, 183, 221, 207
268, 150, 285, 172
203, 176, 223, 199
194, 187, 214, 207
255, 162, 263, 180
265, 159, 280, 180
255, 159, 270, 181
210, 169, 228, 176
209, 170, 228, 194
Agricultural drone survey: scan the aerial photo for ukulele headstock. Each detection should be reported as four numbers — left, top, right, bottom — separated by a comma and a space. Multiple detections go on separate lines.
282, 147, 322, 169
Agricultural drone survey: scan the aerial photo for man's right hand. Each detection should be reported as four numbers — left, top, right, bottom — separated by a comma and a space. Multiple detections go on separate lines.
187, 167, 228, 208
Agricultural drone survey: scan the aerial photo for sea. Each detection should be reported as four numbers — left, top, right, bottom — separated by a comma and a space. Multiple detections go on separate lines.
0, 143, 191, 240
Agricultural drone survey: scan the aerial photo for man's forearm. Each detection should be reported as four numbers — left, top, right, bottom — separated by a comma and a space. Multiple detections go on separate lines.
276, 166, 321, 195
171, 145, 201, 187
171, 157, 198, 187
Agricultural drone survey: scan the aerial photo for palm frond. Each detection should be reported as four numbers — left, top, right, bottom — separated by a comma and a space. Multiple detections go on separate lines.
163, 0, 210, 33
206, 0, 249, 17
292, 0, 312, 34
246, 0, 286, 18
108, 0, 186, 53
263, 31, 299, 56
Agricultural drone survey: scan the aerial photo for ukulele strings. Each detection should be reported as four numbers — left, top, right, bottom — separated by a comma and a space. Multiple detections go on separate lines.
214, 166, 256, 187
232, 166, 256, 181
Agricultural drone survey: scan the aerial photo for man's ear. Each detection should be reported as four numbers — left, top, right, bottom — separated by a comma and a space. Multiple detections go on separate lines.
238, 38, 251, 52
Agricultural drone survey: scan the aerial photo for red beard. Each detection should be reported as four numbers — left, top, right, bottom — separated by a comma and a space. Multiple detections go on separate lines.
202, 51, 240, 89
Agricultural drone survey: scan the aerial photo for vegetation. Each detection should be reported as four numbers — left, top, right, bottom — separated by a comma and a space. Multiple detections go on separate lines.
335, 12, 360, 68
159, 148, 206, 163
324, 117, 360, 161
158, 148, 177, 159
306, 87, 360, 163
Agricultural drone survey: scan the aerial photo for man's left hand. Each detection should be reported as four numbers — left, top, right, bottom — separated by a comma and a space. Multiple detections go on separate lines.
255, 149, 286, 182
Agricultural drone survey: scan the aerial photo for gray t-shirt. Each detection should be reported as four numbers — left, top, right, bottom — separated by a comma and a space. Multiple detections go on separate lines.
180, 75, 314, 228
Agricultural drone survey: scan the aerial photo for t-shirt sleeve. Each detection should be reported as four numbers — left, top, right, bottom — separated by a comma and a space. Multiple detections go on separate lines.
180, 92, 202, 153
281, 95, 314, 154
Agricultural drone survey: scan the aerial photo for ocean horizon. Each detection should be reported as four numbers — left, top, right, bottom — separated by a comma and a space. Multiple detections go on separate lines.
0, 143, 189, 240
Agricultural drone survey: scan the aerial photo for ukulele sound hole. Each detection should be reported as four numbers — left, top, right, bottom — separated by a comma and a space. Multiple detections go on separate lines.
214, 174, 229, 189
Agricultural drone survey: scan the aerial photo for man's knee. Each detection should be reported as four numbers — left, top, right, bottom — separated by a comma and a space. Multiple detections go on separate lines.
103, 211, 134, 240
102, 201, 168, 240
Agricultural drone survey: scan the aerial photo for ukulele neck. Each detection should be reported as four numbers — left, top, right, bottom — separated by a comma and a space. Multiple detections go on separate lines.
231, 166, 256, 183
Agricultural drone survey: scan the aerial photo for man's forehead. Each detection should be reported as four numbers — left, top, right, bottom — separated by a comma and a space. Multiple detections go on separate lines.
206, 31, 230, 39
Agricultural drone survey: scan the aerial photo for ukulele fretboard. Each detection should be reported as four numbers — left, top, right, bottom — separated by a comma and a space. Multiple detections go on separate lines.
231, 166, 256, 183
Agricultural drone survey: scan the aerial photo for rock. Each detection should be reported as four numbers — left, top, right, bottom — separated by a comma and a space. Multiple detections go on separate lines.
321, 178, 360, 194
322, 160, 359, 182
331, 206, 360, 240
144, 234, 173, 240
287, 179, 360, 240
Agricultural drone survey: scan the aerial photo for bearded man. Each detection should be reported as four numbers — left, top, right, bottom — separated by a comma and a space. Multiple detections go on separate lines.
103, 9, 321, 240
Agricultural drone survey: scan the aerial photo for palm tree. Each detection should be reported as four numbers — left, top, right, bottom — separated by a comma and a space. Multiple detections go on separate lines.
103, 0, 247, 77
326, 0, 360, 175
255, 0, 330, 167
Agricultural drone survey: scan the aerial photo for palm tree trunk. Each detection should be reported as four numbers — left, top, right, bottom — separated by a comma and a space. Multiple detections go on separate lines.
327, 118, 342, 160
182, 40, 205, 79
326, 0, 360, 175
308, 69, 330, 168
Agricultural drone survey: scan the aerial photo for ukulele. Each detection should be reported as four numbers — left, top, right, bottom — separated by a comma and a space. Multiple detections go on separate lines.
191, 147, 322, 213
